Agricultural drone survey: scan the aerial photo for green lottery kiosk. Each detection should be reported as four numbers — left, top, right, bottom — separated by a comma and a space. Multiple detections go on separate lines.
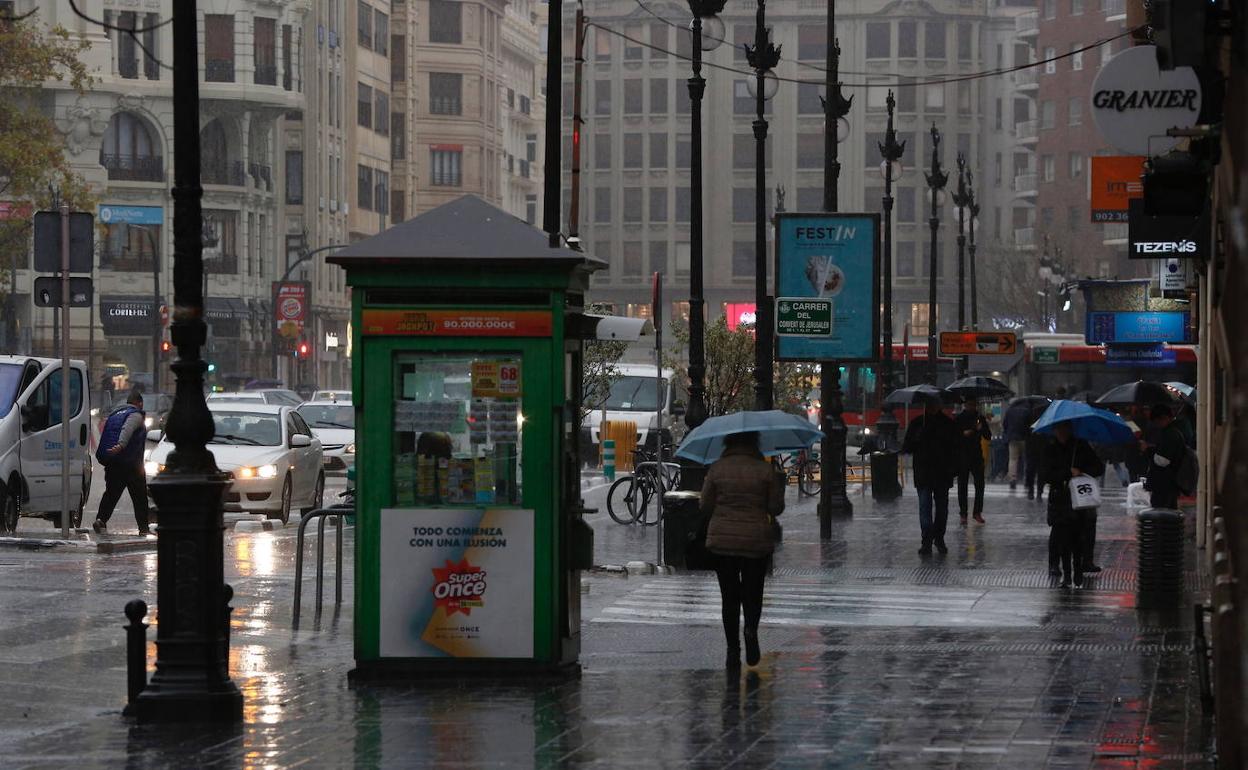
329, 196, 602, 677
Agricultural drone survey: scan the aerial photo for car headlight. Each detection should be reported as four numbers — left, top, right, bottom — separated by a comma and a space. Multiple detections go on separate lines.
346, 443, 355, 454
144, 461, 164, 477
238, 464, 279, 479
257, 464, 278, 479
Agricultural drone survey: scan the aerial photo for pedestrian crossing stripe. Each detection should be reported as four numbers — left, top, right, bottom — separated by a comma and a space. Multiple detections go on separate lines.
590, 578, 1125, 629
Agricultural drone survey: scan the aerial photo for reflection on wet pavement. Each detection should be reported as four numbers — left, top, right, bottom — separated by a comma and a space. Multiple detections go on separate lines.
0, 482, 1214, 768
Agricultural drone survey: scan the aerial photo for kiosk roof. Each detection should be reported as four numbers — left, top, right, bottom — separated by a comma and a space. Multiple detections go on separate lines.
327, 195, 602, 266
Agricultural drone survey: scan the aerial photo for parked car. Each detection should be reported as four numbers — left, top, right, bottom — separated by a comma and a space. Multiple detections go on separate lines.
296, 400, 355, 476
0, 356, 92, 533
311, 389, 351, 403
207, 389, 303, 407
146, 404, 323, 523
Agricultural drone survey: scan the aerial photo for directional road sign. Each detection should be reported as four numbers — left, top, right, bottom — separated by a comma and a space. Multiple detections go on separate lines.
938, 331, 1017, 356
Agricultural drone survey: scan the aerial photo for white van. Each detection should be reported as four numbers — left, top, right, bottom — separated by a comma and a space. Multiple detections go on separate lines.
583, 364, 682, 458
0, 356, 92, 533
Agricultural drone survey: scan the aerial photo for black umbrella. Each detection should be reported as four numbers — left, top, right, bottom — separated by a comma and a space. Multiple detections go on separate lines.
946, 376, 1013, 400
1094, 380, 1180, 408
883, 384, 961, 407
1068, 390, 1097, 403
1009, 395, 1051, 410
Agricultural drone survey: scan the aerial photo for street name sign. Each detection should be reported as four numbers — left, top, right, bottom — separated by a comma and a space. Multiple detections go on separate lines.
1032, 347, 1060, 365
775, 298, 832, 336
938, 331, 1017, 356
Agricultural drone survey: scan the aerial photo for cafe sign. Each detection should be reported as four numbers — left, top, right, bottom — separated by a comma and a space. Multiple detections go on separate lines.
1091, 45, 1201, 156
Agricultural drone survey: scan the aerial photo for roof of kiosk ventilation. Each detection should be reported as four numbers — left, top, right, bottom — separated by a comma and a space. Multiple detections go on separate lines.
327, 195, 602, 266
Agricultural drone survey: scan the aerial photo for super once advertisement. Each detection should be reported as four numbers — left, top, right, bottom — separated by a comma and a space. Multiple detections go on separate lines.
774, 213, 880, 362
379, 508, 534, 659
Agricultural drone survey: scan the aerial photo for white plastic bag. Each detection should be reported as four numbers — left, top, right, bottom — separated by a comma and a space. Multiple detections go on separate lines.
1068, 475, 1101, 510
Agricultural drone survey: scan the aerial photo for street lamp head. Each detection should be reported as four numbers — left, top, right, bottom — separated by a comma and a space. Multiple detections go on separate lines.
687, 0, 728, 19
691, 15, 725, 50
746, 69, 780, 100
879, 159, 904, 182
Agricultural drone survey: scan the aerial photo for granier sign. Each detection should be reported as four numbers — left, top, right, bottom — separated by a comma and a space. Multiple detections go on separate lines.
1090, 46, 1202, 157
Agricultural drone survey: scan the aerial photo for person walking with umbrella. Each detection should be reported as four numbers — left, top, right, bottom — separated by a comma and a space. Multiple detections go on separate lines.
1040, 421, 1104, 587
901, 398, 959, 555
954, 397, 992, 525
1003, 398, 1035, 491
1143, 403, 1186, 509
699, 431, 786, 668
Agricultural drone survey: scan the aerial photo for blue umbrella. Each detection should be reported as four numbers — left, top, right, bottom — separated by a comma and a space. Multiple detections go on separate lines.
1031, 400, 1136, 444
675, 410, 825, 464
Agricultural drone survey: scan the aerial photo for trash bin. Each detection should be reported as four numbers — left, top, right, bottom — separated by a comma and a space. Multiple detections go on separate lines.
1137, 508, 1184, 608
870, 451, 902, 501
662, 491, 709, 570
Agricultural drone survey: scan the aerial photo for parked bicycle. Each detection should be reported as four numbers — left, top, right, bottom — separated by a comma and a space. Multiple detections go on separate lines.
606, 446, 681, 525
777, 448, 822, 497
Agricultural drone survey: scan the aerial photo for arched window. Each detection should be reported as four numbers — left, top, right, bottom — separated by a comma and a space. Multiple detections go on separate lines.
99, 112, 163, 181
201, 119, 240, 185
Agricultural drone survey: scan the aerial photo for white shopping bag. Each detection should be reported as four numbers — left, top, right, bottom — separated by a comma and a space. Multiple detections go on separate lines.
1068, 475, 1101, 509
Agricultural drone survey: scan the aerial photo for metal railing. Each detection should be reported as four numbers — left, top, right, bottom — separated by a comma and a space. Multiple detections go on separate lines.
1016, 120, 1038, 141
205, 58, 235, 83
102, 154, 165, 182
248, 162, 273, 191
1015, 12, 1038, 34
1014, 227, 1036, 247
1015, 68, 1038, 88
254, 63, 277, 86
1014, 173, 1038, 195
203, 159, 246, 186
292, 504, 349, 626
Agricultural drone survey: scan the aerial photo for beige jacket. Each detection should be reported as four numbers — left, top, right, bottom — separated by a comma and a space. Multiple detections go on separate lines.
701, 446, 786, 558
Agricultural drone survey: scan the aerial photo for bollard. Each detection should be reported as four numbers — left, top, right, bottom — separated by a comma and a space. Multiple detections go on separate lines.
123, 599, 149, 707
1137, 508, 1184, 608
222, 584, 234, 648
603, 439, 616, 482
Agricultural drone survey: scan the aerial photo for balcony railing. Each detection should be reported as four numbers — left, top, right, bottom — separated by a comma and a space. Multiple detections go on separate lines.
102, 153, 165, 182
101, 250, 158, 272
1015, 12, 1038, 35
118, 57, 139, 79
204, 253, 240, 275
1015, 68, 1037, 88
1016, 119, 1038, 141
203, 159, 246, 186
1103, 0, 1125, 16
429, 96, 462, 115
254, 63, 277, 86
205, 58, 235, 83
519, 160, 530, 179
248, 162, 273, 191
1014, 227, 1036, 248
1014, 173, 1038, 194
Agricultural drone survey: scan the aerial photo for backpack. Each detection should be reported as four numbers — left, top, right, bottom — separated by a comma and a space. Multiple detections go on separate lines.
1175, 446, 1199, 496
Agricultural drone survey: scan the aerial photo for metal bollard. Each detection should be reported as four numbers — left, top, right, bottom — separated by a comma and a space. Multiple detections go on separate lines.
123, 599, 149, 706
603, 439, 616, 482
1137, 508, 1185, 608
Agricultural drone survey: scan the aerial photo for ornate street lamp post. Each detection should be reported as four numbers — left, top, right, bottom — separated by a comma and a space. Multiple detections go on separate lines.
684, 0, 727, 430
819, 0, 854, 532
876, 91, 905, 448
924, 124, 948, 385
952, 153, 970, 379
968, 188, 979, 330
747, 0, 780, 411
129, 0, 243, 722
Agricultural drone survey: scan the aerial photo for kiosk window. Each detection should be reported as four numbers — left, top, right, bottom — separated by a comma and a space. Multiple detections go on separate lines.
392, 352, 523, 507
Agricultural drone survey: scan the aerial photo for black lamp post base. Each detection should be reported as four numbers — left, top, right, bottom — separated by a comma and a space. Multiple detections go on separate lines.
126, 684, 243, 723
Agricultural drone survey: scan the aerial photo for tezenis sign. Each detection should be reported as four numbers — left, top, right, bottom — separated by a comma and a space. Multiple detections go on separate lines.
1127, 198, 1209, 260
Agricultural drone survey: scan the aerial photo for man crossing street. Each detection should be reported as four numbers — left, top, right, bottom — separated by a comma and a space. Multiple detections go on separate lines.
93, 388, 151, 535
955, 397, 992, 525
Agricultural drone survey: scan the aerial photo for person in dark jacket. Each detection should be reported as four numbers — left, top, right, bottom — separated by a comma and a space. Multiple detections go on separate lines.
1024, 403, 1051, 500
1041, 421, 1105, 587
702, 432, 786, 668
1144, 403, 1186, 509
94, 389, 150, 534
955, 397, 992, 526
1002, 400, 1033, 490
902, 400, 959, 556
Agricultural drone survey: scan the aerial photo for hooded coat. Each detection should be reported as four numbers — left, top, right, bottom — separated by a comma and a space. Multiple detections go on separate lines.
902, 410, 959, 490
701, 444, 786, 558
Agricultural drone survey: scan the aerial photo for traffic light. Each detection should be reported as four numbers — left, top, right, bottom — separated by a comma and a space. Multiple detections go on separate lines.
206, 362, 217, 373
296, 340, 311, 359
160, 339, 172, 357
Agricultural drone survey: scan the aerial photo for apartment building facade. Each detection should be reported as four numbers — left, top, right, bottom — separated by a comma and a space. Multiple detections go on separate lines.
565, 0, 1037, 341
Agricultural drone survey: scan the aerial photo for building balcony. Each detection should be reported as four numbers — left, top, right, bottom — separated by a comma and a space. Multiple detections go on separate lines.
1016, 120, 1038, 143
205, 58, 235, 83
1015, 11, 1038, 37
254, 64, 278, 86
1015, 68, 1038, 90
1014, 227, 1037, 249
1014, 173, 1038, 197
429, 97, 462, 116
204, 253, 240, 275
1103, 0, 1126, 18
100, 250, 157, 272
203, 160, 246, 187
248, 162, 273, 191
118, 57, 139, 80
102, 153, 165, 183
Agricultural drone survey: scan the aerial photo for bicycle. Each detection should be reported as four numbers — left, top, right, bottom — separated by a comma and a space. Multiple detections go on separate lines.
777, 448, 822, 497
606, 446, 681, 525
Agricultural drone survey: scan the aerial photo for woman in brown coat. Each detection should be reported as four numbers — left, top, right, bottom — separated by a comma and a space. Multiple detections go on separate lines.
701, 431, 786, 668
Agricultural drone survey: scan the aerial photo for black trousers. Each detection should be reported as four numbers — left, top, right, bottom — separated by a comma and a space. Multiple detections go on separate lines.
97, 462, 150, 530
957, 459, 986, 517
1050, 510, 1093, 578
714, 555, 768, 651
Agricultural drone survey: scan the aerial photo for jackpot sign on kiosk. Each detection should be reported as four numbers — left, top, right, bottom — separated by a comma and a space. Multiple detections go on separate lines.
775, 213, 880, 362
379, 508, 535, 658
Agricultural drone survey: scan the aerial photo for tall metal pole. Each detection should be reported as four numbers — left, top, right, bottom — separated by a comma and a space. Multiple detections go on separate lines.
952, 153, 969, 379
924, 124, 947, 385
130, 0, 242, 722
819, 0, 853, 530
876, 91, 904, 449
152, 230, 161, 394
542, 0, 563, 249
748, 0, 779, 412
567, 6, 586, 249
59, 203, 70, 539
968, 190, 979, 331
684, 0, 724, 430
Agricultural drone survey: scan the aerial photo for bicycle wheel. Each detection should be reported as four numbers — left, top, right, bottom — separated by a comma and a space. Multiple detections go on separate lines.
607, 476, 639, 525
798, 459, 822, 497
635, 474, 662, 526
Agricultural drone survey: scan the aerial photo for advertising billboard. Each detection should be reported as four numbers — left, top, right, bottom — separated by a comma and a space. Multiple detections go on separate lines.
1089, 156, 1145, 223
774, 213, 880, 362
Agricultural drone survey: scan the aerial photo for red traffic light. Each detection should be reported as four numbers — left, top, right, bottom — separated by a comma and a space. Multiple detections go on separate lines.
160, 340, 172, 354
297, 341, 310, 359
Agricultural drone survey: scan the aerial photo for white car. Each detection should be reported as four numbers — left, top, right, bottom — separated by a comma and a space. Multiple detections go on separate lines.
207, 389, 303, 406
296, 400, 355, 476
145, 404, 324, 523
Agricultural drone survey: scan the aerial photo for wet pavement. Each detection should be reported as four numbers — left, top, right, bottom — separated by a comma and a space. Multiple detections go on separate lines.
0, 474, 1214, 768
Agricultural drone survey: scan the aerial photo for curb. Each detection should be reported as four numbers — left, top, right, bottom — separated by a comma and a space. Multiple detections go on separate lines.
0, 536, 157, 554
